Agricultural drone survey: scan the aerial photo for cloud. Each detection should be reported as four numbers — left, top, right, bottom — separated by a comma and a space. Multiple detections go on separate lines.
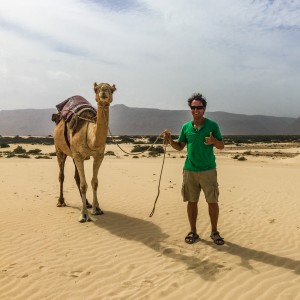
0, 0, 299, 117
84, 0, 146, 12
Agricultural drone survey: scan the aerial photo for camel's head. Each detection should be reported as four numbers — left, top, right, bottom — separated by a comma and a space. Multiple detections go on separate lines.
94, 82, 116, 107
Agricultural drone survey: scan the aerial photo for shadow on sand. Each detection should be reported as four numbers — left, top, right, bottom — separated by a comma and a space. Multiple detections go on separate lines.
91, 210, 224, 281
201, 239, 300, 275
66, 205, 300, 279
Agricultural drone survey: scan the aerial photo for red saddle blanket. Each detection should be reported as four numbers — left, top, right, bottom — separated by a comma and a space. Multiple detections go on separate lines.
56, 95, 96, 122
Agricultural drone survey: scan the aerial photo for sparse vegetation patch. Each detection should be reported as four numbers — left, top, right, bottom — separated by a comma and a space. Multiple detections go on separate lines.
0, 143, 10, 148
27, 149, 42, 155
13, 146, 26, 154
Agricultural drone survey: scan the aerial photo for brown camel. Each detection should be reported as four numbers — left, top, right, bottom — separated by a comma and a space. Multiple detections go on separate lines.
53, 82, 116, 222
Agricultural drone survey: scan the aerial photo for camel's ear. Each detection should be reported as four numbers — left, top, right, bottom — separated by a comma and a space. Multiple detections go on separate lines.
94, 82, 98, 93
111, 84, 116, 93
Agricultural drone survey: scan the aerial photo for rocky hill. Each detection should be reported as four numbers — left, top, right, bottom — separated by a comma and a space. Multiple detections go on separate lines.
0, 104, 299, 136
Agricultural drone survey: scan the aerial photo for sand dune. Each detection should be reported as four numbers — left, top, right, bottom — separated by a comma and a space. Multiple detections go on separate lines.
1, 143, 300, 299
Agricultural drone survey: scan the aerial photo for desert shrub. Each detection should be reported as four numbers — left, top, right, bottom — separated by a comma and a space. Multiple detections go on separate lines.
13, 146, 26, 154
131, 145, 165, 154
131, 145, 149, 153
238, 156, 247, 161
119, 136, 135, 143
132, 155, 139, 158
148, 151, 158, 157
243, 151, 252, 155
232, 154, 240, 159
35, 155, 51, 159
0, 143, 10, 148
27, 149, 42, 155
48, 152, 57, 156
151, 145, 165, 154
106, 137, 113, 144
17, 154, 30, 158
6, 152, 16, 158
105, 150, 116, 156
0, 136, 54, 145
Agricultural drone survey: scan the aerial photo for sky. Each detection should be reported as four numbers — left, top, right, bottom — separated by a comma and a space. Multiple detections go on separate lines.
0, 0, 299, 117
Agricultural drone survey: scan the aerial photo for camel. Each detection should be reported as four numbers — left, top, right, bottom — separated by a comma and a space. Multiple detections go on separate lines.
53, 82, 116, 222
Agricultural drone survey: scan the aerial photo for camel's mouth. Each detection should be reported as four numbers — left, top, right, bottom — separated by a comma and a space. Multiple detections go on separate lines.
100, 93, 108, 99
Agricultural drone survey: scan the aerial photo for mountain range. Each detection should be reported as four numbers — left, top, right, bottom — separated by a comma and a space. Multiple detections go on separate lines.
0, 104, 299, 136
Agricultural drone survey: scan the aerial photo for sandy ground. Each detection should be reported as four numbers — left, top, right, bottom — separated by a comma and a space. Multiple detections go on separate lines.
1, 142, 300, 300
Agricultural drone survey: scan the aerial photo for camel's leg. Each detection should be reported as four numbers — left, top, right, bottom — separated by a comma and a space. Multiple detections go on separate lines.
73, 160, 92, 209
56, 151, 67, 207
73, 155, 91, 223
91, 153, 104, 215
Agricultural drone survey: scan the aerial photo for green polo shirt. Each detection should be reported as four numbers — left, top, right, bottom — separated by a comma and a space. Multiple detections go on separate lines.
178, 118, 223, 172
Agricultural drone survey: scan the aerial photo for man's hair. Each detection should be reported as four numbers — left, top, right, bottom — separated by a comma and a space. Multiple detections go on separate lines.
187, 93, 207, 107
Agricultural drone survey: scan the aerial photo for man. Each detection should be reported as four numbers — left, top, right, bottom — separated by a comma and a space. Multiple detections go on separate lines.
164, 93, 225, 245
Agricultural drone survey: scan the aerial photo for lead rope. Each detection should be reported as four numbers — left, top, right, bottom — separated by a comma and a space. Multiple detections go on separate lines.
148, 142, 167, 217
107, 126, 165, 155
98, 104, 170, 217
107, 126, 169, 217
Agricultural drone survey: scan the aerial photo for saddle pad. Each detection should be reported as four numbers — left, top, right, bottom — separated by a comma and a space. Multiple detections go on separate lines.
56, 95, 96, 122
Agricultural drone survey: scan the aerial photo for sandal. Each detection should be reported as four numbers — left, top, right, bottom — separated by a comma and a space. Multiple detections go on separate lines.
185, 232, 200, 244
210, 231, 224, 245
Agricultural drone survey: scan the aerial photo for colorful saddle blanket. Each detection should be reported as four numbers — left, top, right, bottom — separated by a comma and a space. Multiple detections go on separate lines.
56, 95, 96, 122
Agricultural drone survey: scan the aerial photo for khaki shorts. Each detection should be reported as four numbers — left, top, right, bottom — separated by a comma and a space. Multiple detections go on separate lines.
181, 169, 219, 203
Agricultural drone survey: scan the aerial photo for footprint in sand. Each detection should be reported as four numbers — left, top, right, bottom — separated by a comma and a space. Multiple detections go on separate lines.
70, 270, 83, 277
140, 280, 154, 288
121, 281, 132, 287
162, 247, 176, 255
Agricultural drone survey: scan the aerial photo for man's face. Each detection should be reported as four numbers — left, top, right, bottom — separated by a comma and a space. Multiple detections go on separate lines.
190, 100, 205, 119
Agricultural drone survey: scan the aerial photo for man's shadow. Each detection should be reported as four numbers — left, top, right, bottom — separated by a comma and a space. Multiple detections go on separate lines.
92, 210, 223, 281
201, 239, 300, 274
68, 206, 300, 278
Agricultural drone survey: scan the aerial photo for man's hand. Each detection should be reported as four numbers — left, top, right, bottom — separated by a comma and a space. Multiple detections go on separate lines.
204, 132, 216, 145
163, 130, 171, 145
163, 129, 186, 151
205, 132, 225, 149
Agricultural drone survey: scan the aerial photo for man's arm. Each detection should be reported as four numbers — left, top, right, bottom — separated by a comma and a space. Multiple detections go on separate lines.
164, 131, 186, 151
169, 139, 186, 151
212, 139, 224, 150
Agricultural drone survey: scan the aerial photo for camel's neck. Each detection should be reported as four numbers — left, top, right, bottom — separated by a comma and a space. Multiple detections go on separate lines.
92, 105, 109, 149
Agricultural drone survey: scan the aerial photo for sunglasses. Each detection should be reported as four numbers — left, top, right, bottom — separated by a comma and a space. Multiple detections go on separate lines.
191, 106, 204, 110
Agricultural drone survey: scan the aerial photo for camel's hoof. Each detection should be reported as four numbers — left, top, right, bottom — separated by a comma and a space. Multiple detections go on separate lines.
57, 197, 66, 207
78, 214, 92, 223
91, 207, 104, 215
